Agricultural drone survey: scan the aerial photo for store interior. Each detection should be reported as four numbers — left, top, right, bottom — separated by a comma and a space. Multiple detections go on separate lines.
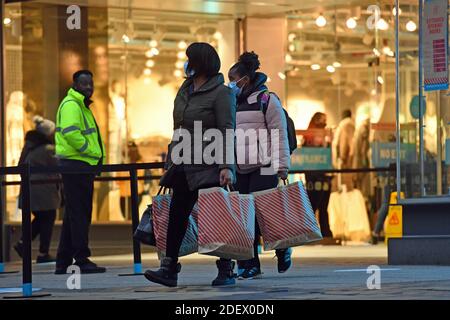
2, 0, 449, 243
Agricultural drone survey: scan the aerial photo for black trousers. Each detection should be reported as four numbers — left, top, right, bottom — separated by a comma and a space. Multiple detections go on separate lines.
222, 169, 283, 269
21, 210, 56, 254
56, 166, 95, 265
305, 174, 333, 238
165, 169, 199, 260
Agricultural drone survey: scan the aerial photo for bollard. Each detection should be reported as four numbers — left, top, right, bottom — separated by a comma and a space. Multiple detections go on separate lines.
118, 169, 143, 276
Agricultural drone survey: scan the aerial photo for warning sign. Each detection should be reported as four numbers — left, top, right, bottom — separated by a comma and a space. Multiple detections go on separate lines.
385, 205, 403, 242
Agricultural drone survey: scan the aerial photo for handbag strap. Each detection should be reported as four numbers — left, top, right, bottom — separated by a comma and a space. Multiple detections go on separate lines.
157, 186, 170, 195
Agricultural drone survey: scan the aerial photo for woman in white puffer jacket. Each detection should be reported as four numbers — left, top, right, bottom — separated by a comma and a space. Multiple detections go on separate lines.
216, 52, 292, 281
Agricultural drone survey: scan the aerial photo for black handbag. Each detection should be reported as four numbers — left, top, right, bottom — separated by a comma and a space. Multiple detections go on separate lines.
133, 204, 156, 246
133, 186, 168, 246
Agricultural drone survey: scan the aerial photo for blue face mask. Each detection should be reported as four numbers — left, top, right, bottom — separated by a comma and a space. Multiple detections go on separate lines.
228, 76, 246, 97
184, 61, 195, 78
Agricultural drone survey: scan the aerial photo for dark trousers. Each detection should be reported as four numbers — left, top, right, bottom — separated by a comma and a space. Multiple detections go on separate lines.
305, 174, 333, 238
166, 169, 198, 260
56, 171, 95, 265
222, 169, 283, 269
21, 210, 56, 254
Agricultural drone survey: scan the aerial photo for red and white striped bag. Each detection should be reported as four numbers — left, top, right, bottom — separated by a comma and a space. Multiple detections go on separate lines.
152, 190, 198, 258
197, 187, 255, 260
253, 180, 323, 250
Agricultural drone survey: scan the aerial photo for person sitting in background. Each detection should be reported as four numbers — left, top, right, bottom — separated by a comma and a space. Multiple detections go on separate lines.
14, 116, 62, 263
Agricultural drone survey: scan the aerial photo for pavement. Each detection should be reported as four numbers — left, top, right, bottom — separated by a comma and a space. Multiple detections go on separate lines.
1, 243, 450, 300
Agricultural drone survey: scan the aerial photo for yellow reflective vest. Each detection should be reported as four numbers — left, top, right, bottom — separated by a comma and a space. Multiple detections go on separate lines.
55, 88, 105, 165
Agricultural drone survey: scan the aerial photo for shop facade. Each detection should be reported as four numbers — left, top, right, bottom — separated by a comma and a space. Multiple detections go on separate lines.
1, 0, 449, 263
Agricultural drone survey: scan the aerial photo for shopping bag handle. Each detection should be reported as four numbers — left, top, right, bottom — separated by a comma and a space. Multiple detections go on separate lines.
224, 184, 235, 192
279, 178, 289, 186
157, 186, 170, 195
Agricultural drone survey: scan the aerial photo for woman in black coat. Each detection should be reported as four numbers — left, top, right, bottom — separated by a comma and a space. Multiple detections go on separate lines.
14, 116, 62, 263
144, 43, 236, 287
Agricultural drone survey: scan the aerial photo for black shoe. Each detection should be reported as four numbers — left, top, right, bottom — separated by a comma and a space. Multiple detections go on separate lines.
14, 242, 23, 259
54, 265, 70, 275
212, 260, 236, 287
74, 259, 106, 274
144, 257, 181, 288
370, 232, 379, 245
36, 254, 56, 264
238, 266, 262, 280
276, 248, 292, 273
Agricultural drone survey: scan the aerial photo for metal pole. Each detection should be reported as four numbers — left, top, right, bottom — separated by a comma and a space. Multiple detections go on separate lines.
20, 163, 32, 297
395, 0, 401, 202
419, 0, 426, 196
128, 169, 142, 275
0, 0, 5, 274
436, 91, 443, 195
0, 177, 4, 272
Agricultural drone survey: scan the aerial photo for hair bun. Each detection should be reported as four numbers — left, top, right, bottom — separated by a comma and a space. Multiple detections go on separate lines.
33, 115, 44, 126
238, 51, 260, 73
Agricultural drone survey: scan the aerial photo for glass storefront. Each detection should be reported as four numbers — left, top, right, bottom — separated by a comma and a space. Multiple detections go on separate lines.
3, 0, 446, 238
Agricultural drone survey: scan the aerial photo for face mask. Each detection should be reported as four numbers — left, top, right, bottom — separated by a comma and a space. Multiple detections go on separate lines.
228, 76, 246, 97
184, 61, 195, 78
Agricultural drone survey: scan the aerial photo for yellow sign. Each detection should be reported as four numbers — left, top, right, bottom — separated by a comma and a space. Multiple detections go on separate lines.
384, 191, 404, 243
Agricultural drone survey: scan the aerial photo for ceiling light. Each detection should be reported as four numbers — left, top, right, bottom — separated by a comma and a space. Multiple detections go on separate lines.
373, 48, 381, 57
213, 31, 223, 40
377, 76, 384, 84
316, 14, 327, 28
333, 61, 342, 68
297, 21, 304, 29
149, 40, 158, 48
326, 65, 335, 73
143, 68, 152, 76
371, 88, 377, 96
392, 7, 402, 16
406, 20, 417, 32
311, 64, 321, 71
144, 77, 151, 85
175, 60, 184, 69
122, 34, 130, 43
178, 41, 188, 50
289, 44, 296, 52
278, 72, 286, 80
267, 77, 272, 83
288, 33, 296, 42
346, 17, 357, 29
3, 18, 12, 25
177, 51, 187, 59
285, 54, 293, 63
376, 18, 389, 31
145, 50, 154, 58
150, 47, 159, 56
146, 60, 155, 68
174, 69, 183, 78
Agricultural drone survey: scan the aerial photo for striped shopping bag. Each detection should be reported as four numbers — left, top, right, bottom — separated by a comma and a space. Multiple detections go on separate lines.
152, 189, 198, 258
253, 180, 323, 250
197, 187, 255, 260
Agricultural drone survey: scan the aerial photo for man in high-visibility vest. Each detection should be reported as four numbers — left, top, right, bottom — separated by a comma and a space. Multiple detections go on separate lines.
54, 70, 106, 275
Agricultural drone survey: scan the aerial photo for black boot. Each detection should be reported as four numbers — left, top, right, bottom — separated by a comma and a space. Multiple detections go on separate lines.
212, 260, 236, 287
144, 257, 181, 288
